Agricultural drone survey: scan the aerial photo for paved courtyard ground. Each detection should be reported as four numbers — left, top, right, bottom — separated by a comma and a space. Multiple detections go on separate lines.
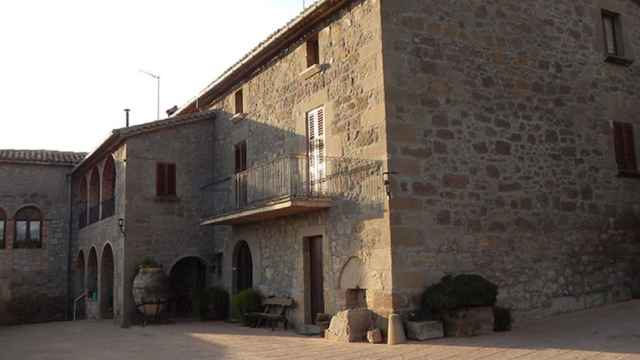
1, 300, 639, 360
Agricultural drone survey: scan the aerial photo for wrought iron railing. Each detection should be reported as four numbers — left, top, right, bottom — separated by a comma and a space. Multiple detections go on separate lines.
101, 197, 115, 219
89, 204, 100, 225
78, 204, 87, 229
209, 155, 384, 218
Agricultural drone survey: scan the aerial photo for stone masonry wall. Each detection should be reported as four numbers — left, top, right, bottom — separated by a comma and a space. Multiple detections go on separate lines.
124, 119, 217, 325
381, 0, 640, 320
207, 0, 392, 328
0, 163, 72, 325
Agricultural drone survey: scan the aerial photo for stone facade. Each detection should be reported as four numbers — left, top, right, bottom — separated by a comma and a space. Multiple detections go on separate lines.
0, 158, 78, 325
381, 0, 640, 319
71, 116, 216, 327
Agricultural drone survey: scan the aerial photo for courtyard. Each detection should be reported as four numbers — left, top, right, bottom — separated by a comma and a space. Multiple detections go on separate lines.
0, 301, 638, 360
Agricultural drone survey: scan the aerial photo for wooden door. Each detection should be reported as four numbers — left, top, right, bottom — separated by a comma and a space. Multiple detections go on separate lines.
308, 236, 324, 324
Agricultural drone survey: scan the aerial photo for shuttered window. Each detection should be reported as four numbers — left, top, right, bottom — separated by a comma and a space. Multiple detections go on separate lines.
602, 11, 621, 56
306, 34, 320, 67
235, 89, 244, 114
156, 163, 177, 196
307, 106, 326, 193
14, 207, 42, 249
234, 141, 247, 173
613, 122, 637, 173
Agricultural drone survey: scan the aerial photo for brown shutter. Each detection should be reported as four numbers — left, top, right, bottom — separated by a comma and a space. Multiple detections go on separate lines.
623, 123, 637, 171
614, 122, 625, 170
167, 164, 176, 195
156, 163, 166, 195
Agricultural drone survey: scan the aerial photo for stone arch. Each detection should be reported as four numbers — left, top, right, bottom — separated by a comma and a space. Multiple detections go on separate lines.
88, 167, 100, 223
100, 243, 115, 319
87, 247, 98, 299
233, 241, 253, 294
169, 256, 207, 317
101, 156, 116, 219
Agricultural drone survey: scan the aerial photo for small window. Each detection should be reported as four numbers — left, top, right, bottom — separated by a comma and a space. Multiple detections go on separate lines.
234, 141, 247, 173
234, 89, 244, 114
14, 207, 42, 249
156, 163, 177, 196
602, 11, 621, 57
306, 33, 320, 67
0, 208, 5, 249
613, 122, 637, 174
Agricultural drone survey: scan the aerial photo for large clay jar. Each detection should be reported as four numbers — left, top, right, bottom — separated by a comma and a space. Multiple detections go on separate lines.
132, 266, 169, 317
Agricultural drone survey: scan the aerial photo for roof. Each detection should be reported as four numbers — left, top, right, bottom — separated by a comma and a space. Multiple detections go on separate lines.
175, 0, 351, 115
73, 109, 217, 173
0, 149, 87, 166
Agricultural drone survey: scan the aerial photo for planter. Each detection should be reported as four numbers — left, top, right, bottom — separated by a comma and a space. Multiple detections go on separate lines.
443, 306, 494, 337
405, 320, 444, 341
132, 266, 169, 317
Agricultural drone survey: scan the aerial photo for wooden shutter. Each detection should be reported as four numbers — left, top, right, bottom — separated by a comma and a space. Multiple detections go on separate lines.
156, 163, 166, 195
167, 164, 176, 195
307, 107, 326, 192
623, 123, 637, 171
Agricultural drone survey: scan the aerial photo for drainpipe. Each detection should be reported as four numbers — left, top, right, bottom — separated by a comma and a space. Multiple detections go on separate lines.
65, 172, 74, 321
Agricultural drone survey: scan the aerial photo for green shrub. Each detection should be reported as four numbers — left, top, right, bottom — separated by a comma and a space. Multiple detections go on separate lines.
231, 289, 262, 326
422, 274, 498, 315
139, 257, 160, 269
493, 306, 512, 332
197, 287, 230, 321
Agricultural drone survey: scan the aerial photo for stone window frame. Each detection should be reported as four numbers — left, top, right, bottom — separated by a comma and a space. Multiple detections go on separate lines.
13, 206, 43, 249
596, 5, 634, 66
0, 207, 5, 249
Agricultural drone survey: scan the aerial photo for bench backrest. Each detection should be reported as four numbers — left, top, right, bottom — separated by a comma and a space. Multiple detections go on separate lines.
263, 297, 294, 307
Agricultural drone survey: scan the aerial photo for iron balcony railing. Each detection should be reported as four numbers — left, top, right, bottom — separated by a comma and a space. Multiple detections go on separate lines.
88, 204, 100, 225
210, 155, 384, 218
101, 197, 115, 219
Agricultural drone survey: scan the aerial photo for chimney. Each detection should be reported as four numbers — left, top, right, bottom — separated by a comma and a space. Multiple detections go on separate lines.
124, 109, 130, 127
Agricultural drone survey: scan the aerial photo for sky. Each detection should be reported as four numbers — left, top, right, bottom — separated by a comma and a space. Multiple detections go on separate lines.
0, 0, 308, 152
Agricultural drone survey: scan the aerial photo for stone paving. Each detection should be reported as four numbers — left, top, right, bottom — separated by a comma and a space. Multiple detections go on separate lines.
1, 301, 639, 360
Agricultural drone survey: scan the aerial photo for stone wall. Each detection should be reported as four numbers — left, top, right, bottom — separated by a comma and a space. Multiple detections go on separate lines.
381, 0, 640, 320
124, 119, 217, 325
206, 0, 393, 328
0, 163, 72, 325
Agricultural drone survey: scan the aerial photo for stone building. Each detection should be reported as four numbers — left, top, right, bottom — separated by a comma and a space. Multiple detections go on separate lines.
0, 150, 85, 325
2, 0, 640, 330
181, 0, 640, 327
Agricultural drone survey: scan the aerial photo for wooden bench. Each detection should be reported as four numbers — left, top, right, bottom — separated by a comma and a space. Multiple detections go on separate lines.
248, 297, 294, 331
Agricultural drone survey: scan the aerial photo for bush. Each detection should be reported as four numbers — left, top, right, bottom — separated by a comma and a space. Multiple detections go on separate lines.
421, 274, 498, 315
231, 289, 262, 326
197, 287, 230, 321
493, 306, 512, 332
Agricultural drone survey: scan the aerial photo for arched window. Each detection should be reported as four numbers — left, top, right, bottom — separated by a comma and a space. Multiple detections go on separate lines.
89, 168, 100, 224
0, 208, 6, 249
14, 207, 42, 249
79, 177, 88, 228
102, 156, 116, 219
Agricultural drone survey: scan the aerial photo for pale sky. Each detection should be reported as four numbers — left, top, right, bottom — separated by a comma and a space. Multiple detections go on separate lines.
0, 0, 307, 152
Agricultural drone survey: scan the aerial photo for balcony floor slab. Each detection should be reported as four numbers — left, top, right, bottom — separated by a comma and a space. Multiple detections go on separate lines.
201, 198, 332, 226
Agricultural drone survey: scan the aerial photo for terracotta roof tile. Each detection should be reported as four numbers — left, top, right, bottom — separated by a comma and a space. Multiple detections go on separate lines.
0, 149, 87, 166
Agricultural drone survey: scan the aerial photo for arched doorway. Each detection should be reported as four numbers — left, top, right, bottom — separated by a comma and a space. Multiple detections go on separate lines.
73, 251, 86, 320
87, 248, 98, 300
169, 257, 206, 318
233, 241, 253, 293
100, 244, 115, 319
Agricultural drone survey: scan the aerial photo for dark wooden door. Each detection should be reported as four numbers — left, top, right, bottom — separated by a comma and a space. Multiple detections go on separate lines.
309, 236, 324, 324
234, 241, 253, 293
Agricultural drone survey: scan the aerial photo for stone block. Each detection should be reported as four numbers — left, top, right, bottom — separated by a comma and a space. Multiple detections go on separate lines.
325, 309, 373, 343
443, 307, 494, 337
405, 320, 444, 341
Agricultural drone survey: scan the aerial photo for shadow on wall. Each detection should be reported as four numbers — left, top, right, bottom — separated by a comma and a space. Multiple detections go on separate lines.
201, 110, 386, 222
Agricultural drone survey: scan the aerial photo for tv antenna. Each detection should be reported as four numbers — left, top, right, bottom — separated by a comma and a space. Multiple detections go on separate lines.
139, 69, 160, 120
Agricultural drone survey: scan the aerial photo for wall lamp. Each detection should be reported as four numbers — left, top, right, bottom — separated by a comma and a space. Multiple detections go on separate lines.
118, 218, 125, 235
383, 171, 398, 199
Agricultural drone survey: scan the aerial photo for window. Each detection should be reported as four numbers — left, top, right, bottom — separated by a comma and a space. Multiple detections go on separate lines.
234, 89, 244, 114
307, 106, 326, 193
156, 163, 177, 196
602, 11, 621, 57
306, 33, 320, 67
234, 141, 248, 207
613, 122, 637, 174
14, 207, 42, 249
0, 208, 5, 249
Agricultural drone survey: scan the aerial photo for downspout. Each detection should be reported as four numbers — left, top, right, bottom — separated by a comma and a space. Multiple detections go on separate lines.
65, 171, 74, 321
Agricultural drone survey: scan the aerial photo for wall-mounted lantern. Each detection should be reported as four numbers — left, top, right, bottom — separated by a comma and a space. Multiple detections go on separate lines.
118, 218, 125, 235
383, 171, 398, 199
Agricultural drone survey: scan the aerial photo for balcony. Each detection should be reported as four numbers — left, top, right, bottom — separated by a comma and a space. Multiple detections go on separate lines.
202, 155, 383, 226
